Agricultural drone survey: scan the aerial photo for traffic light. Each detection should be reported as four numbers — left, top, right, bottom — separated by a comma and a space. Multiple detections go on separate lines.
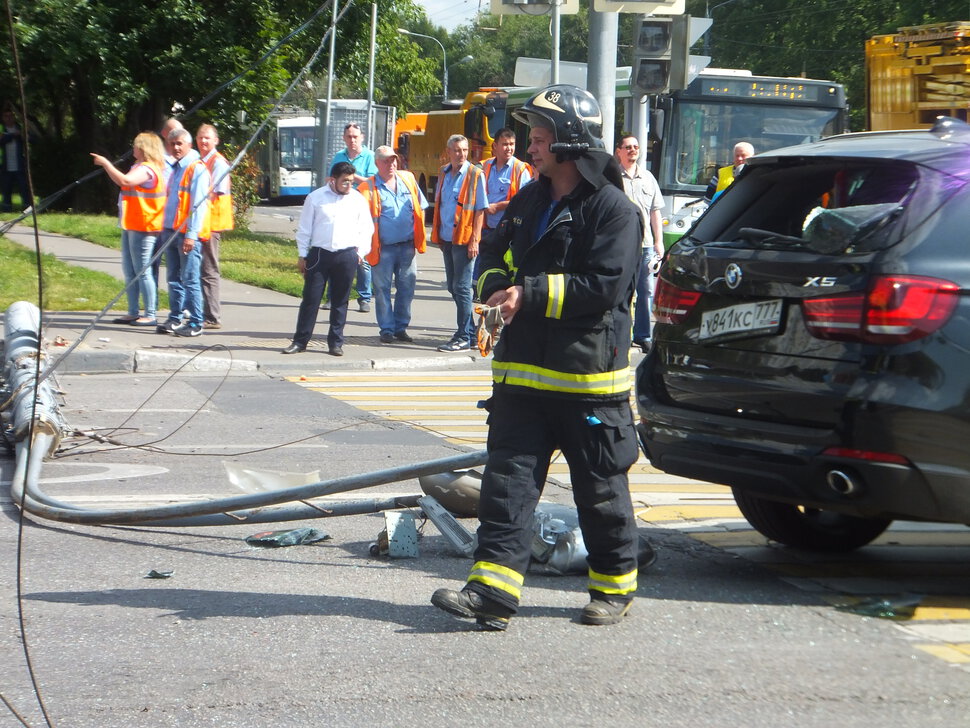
631, 14, 692, 95
631, 17, 672, 95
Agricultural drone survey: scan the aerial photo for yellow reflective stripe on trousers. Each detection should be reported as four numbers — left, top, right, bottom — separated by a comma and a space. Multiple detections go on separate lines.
588, 568, 638, 595
493, 361, 630, 396
545, 273, 565, 319
467, 560, 524, 599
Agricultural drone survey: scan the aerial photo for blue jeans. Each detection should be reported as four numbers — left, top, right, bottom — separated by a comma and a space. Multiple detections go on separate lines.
121, 229, 157, 318
440, 240, 476, 343
372, 243, 417, 335
356, 260, 372, 302
164, 231, 204, 327
633, 247, 657, 342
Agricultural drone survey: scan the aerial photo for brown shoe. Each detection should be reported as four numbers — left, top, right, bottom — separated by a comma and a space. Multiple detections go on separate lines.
203, 321, 222, 330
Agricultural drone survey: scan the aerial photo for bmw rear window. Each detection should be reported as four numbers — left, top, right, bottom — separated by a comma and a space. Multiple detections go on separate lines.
688, 159, 966, 255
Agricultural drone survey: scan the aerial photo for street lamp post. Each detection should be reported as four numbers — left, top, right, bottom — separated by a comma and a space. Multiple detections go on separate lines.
398, 28, 448, 101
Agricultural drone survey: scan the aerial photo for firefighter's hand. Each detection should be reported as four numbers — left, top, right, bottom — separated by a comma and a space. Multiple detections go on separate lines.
182, 238, 195, 254
486, 285, 522, 324
298, 257, 307, 277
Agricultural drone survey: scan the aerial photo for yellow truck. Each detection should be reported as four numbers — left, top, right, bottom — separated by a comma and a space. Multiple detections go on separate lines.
394, 89, 509, 200
866, 22, 970, 131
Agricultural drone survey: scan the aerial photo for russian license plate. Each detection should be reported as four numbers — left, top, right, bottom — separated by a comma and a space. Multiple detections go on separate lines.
699, 299, 783, 340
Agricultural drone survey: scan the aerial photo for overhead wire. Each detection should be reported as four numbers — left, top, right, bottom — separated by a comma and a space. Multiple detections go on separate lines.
31, 0, 354, 387
0, 2, 351, 725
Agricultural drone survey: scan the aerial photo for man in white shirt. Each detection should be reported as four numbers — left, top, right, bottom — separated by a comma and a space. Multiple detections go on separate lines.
282, 162, 374, 357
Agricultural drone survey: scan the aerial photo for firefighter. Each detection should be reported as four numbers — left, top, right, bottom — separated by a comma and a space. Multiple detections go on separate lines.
431, 84, 647, 630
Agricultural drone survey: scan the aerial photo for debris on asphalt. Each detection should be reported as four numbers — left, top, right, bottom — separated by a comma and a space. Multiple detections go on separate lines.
370, 511, 419, 558
223, 463, 320, 493
245, 528, 331, 548
835, 594, 922, 619
418, 469, 481, 517
144, 569, 174, 579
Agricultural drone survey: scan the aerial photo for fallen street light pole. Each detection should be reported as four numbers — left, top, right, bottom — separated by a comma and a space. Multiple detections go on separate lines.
3, 301, 488, 528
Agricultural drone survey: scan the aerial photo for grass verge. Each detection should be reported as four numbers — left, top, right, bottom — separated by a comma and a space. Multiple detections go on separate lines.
19, 212, 306, 298
0, 236, 149, 311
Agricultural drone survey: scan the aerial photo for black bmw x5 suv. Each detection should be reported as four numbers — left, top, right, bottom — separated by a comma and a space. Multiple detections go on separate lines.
636, 118, 970, 552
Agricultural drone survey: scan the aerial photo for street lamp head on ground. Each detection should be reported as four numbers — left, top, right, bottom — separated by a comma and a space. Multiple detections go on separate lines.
398, 28, 449, 101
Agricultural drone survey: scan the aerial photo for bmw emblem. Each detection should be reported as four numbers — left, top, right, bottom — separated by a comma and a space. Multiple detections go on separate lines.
725, 263, 742, 290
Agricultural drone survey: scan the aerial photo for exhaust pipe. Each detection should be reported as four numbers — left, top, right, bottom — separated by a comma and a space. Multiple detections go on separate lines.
826, 469, 860, 496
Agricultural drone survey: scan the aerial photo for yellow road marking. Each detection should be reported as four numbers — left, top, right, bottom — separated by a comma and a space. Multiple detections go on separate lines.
915, 644, 970, 663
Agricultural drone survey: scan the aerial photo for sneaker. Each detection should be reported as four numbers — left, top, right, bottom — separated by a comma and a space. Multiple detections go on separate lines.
437, 339, 470, 352
172, 324, 203, 337
431, 588, 510, 631
358, 300, 371, 313
320, 301, 330, 310
155, 320, 181, 334
393, 330, 413, 343
379, 332, 395, 344
580, 597, 633, 626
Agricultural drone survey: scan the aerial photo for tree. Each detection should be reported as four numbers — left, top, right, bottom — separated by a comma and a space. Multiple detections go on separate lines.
0, 0, 436, 210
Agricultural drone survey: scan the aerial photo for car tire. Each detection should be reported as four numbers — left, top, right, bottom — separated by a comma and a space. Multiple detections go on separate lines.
731, 488, 892, 552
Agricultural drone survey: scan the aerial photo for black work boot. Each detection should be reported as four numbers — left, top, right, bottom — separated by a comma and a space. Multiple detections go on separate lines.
431, 588, 511, 631
580, 596, 633, 626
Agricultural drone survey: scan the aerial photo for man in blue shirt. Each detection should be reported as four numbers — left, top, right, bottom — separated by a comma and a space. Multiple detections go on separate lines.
357, 146, 429, 344
157, 128, 210, 337
331, 123, 378, 312
431, 134, 488, 351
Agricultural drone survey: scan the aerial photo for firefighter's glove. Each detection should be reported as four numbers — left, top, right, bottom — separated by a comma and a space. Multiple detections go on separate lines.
474, 304, 504, 357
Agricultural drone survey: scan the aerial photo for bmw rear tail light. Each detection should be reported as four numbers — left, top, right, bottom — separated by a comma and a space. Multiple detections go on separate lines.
654, 279, 701, 324
802, 275, 959, 344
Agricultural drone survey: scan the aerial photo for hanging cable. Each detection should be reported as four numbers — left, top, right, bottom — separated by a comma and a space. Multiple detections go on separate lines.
33, 0, 355, 386
0, 0, 334, 238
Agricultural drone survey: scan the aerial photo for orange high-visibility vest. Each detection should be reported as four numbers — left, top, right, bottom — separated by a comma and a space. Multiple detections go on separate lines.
174, 159, 211, 241
357, 171, 427, 266
431, 162, 484, 246
120, 162, 165, 233
202, 150, 234, 232
482, 156, 533, 200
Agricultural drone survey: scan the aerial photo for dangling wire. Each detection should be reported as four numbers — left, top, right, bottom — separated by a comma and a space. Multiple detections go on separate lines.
0, 0, 334, 238
4, 0, 58, 724
33, 0, 354, 386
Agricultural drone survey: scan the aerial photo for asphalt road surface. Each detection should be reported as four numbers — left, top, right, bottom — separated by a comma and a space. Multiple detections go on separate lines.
2, 371, 969, 726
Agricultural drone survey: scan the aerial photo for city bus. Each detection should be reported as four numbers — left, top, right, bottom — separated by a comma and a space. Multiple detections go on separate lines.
648, 70, 849, 244
257, 115, 315, 199
504, 69, 849, 245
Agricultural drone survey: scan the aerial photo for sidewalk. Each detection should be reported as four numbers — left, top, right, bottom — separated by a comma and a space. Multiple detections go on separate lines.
3, 222, 495, 375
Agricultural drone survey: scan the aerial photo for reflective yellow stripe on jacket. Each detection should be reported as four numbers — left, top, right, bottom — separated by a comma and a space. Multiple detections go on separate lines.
467, 561, 524, 600
545, 272, 565, 319
588, 567, 637, 596
492, 361, 631, 396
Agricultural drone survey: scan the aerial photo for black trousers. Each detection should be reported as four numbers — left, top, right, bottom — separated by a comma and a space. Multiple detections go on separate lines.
468, 390, 640, 613
292, 246, 357, 348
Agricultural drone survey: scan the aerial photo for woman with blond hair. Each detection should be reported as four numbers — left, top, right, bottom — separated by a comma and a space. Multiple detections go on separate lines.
91, 132, 166, 325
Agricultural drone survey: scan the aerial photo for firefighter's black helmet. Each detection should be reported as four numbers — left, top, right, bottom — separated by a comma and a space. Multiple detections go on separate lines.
512, 84, 605, 158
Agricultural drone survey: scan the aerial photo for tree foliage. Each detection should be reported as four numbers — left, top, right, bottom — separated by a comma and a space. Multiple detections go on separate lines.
0, 0, 436, 210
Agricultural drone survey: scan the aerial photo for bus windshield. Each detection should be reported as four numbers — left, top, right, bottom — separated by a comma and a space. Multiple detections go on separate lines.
663, 100, 844, 191
279, 127, 315, 170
